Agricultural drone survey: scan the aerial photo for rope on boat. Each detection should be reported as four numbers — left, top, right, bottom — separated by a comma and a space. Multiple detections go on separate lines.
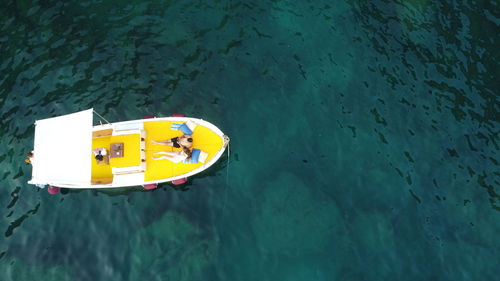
222, 135, 231, 185
93, 110, 111, 125
226, 140, 230, 184
221, 135, 231, 216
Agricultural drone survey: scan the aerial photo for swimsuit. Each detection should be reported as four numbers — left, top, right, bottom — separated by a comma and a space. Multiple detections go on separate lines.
170, 137, 181, 148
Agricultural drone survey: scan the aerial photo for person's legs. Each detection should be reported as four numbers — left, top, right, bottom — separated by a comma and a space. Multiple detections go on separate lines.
152, 137, 180, 147
153, 151, 176, 156
152, 151, 186, 163
152, 140, 173, 145
152, 155, 173, 160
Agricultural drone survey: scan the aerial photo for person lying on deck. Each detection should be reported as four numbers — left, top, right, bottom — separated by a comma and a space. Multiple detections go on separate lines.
152, 135, 193, 149
152, 147, 193, 163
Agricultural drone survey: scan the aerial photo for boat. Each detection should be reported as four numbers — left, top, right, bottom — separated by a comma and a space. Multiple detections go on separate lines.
28, 109, 229, 190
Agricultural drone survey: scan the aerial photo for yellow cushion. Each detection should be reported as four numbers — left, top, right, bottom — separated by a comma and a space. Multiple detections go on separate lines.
144, 121, 223, 181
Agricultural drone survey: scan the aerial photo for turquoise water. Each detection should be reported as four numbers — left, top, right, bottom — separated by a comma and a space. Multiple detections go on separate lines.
1, 0, 499, 280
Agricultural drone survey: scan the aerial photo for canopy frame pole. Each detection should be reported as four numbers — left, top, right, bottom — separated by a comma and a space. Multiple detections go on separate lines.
93, 110, 111, 125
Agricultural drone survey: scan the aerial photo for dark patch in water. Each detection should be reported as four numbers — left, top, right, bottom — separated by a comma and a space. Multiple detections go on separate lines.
4, 203, 40, 238
409, 189, 421, 204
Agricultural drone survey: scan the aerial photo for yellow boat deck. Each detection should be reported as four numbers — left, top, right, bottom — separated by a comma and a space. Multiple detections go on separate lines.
91, 120, 224, 185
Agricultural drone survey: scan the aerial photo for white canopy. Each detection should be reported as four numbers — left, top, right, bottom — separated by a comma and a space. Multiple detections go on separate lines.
29, 109, 93, 187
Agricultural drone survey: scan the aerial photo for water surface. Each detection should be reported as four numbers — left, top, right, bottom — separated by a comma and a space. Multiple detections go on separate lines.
0, 0, 498, 280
